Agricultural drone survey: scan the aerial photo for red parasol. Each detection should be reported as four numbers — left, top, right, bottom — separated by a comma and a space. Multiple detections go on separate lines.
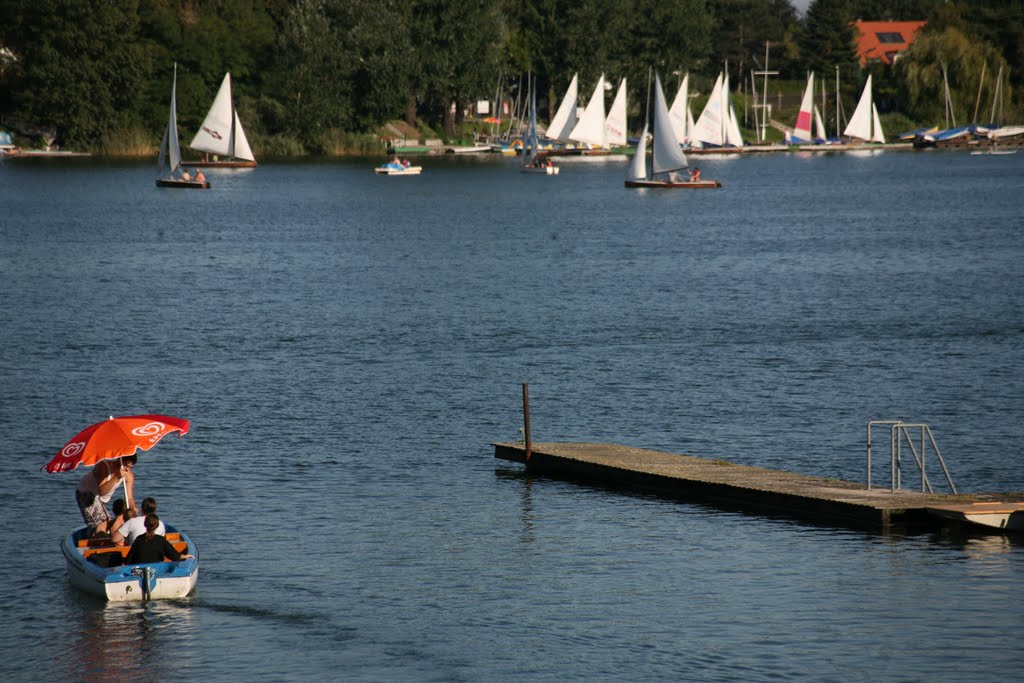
44, 414, 190, 473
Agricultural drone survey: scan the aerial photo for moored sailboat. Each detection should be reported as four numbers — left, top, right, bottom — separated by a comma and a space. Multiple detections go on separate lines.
668, 72, 696, 147
157, 64, 210, 189
791, 73, 815, 143
844, 74, 886, 143
692, 71, 744, 149
604, 78, 628, 149
545, 73, 579, 143
625, 72, 721, 189
188, 72, 256, 167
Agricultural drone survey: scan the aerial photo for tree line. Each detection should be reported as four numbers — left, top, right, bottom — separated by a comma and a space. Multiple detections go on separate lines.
0, 0, 1020, 154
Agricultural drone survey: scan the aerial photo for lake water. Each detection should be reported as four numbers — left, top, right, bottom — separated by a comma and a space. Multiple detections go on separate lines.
1, 149, 1023, 681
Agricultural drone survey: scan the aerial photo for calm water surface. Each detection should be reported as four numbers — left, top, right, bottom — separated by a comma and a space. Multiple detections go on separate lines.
1, 150, 1023, 681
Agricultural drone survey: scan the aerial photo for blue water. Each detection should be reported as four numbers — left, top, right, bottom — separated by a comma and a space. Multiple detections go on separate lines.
1, 150, 1023, 681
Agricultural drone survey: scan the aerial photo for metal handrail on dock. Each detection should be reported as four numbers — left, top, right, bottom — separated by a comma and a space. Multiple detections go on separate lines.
866, 421, 957, 494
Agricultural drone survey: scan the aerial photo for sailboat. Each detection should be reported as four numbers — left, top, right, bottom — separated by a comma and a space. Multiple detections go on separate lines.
692, 71, 744, 148
604, 78, 628, 149
791, 73, 815, 143
625, 72, 721, 189
188, 72, 256, 167
668, 73, 696, 147
814, 106, 829, 142
157, 64, 210, 189
545, 73, 578, 142
844, 74, 885, 143
569, 74, 611, 153
521, 78, 559, 174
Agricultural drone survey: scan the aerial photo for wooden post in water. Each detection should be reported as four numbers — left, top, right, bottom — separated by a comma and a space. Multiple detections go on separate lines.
522, 383, 532, 464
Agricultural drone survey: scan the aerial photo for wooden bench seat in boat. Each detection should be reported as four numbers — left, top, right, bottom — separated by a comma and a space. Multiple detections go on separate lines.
82, 540, 188, 560
77, 532, 181, 548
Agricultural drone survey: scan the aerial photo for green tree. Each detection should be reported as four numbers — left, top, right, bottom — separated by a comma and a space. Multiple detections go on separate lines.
799, 0, 859, 78
272, 0, 353, 146
0, 0, 147, 149
709, 0, 800, 78
897, 26, 1012, 125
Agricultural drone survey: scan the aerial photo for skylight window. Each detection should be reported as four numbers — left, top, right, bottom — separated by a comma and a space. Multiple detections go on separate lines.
876, 32, 905, 44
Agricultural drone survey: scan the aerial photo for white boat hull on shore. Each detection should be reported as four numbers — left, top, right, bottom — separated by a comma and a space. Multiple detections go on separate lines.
926, 502, 1024, 532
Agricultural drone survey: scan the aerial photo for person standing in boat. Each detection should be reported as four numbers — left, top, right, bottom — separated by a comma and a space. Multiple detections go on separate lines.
127, 514, 193, 564
76, 455, 136, 536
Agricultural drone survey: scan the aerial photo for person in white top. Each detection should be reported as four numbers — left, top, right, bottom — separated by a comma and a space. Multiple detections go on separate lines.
113, 497, 165, 546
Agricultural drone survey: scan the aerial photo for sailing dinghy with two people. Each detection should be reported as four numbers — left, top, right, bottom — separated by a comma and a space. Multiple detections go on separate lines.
521, 77, 559, 175
156, 64, 210, 189
625, 72, 721, 189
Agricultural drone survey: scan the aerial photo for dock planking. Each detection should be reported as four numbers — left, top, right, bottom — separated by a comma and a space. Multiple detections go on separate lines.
493, 442, 1024, 532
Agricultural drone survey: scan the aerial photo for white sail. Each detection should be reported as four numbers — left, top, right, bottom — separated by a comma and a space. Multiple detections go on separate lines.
231, 111, 255, 161
158, 64, 182, 178
871, 103, 885, 143
570, 74, 607, 147
723, 73, 743, 147
605, 78, 627, 147
814, 105, 827, 140
652, 72, 689, 176
189, 73, 256, 161
626, 122, 649, 181
546, 73, 578, 141
668, 73, 690, 144
844, 74, 881, 142
693, 73, 725, 147
793, 73, 814, 142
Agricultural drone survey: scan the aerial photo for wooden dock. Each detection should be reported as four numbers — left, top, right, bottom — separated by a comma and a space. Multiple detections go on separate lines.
493, 442, 1023, 532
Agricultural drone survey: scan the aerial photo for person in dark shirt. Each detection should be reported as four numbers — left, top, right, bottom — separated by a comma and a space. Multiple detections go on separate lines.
126, 513, 194, 564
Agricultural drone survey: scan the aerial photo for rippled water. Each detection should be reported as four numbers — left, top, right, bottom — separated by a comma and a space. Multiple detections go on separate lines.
1, 150, 1023, 681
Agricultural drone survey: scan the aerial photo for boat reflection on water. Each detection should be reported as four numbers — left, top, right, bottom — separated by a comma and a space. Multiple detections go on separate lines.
67, 598, 196, 681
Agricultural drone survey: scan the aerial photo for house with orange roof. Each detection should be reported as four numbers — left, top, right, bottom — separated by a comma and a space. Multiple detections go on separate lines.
852, 20, 927, 66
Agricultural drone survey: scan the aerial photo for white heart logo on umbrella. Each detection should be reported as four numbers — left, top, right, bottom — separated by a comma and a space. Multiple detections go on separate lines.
131, 422, 166, 437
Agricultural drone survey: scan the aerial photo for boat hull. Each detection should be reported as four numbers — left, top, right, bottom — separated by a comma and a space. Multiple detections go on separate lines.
625, 179, 721, 189
156, 178, 210, 189
926, 503, 1024, 532
184, 160, 257, 168
521, 165, 559, 175
62, 526, 199, 601
374, 166, 422, 175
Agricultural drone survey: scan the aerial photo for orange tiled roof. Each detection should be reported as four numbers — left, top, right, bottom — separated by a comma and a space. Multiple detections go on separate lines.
852, 20, 927, 66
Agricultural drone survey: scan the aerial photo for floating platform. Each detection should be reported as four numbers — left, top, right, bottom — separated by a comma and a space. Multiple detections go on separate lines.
494, 442, 1024, 532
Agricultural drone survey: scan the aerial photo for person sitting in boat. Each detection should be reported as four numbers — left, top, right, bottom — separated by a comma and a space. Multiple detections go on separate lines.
126, 514, 193, 564
105, 498, 136, 539
181, 168, 192, 182
689, 167, 701, 182
194, 169, 206, 184
76, 455, 136, 536
112, 496, 164, 546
